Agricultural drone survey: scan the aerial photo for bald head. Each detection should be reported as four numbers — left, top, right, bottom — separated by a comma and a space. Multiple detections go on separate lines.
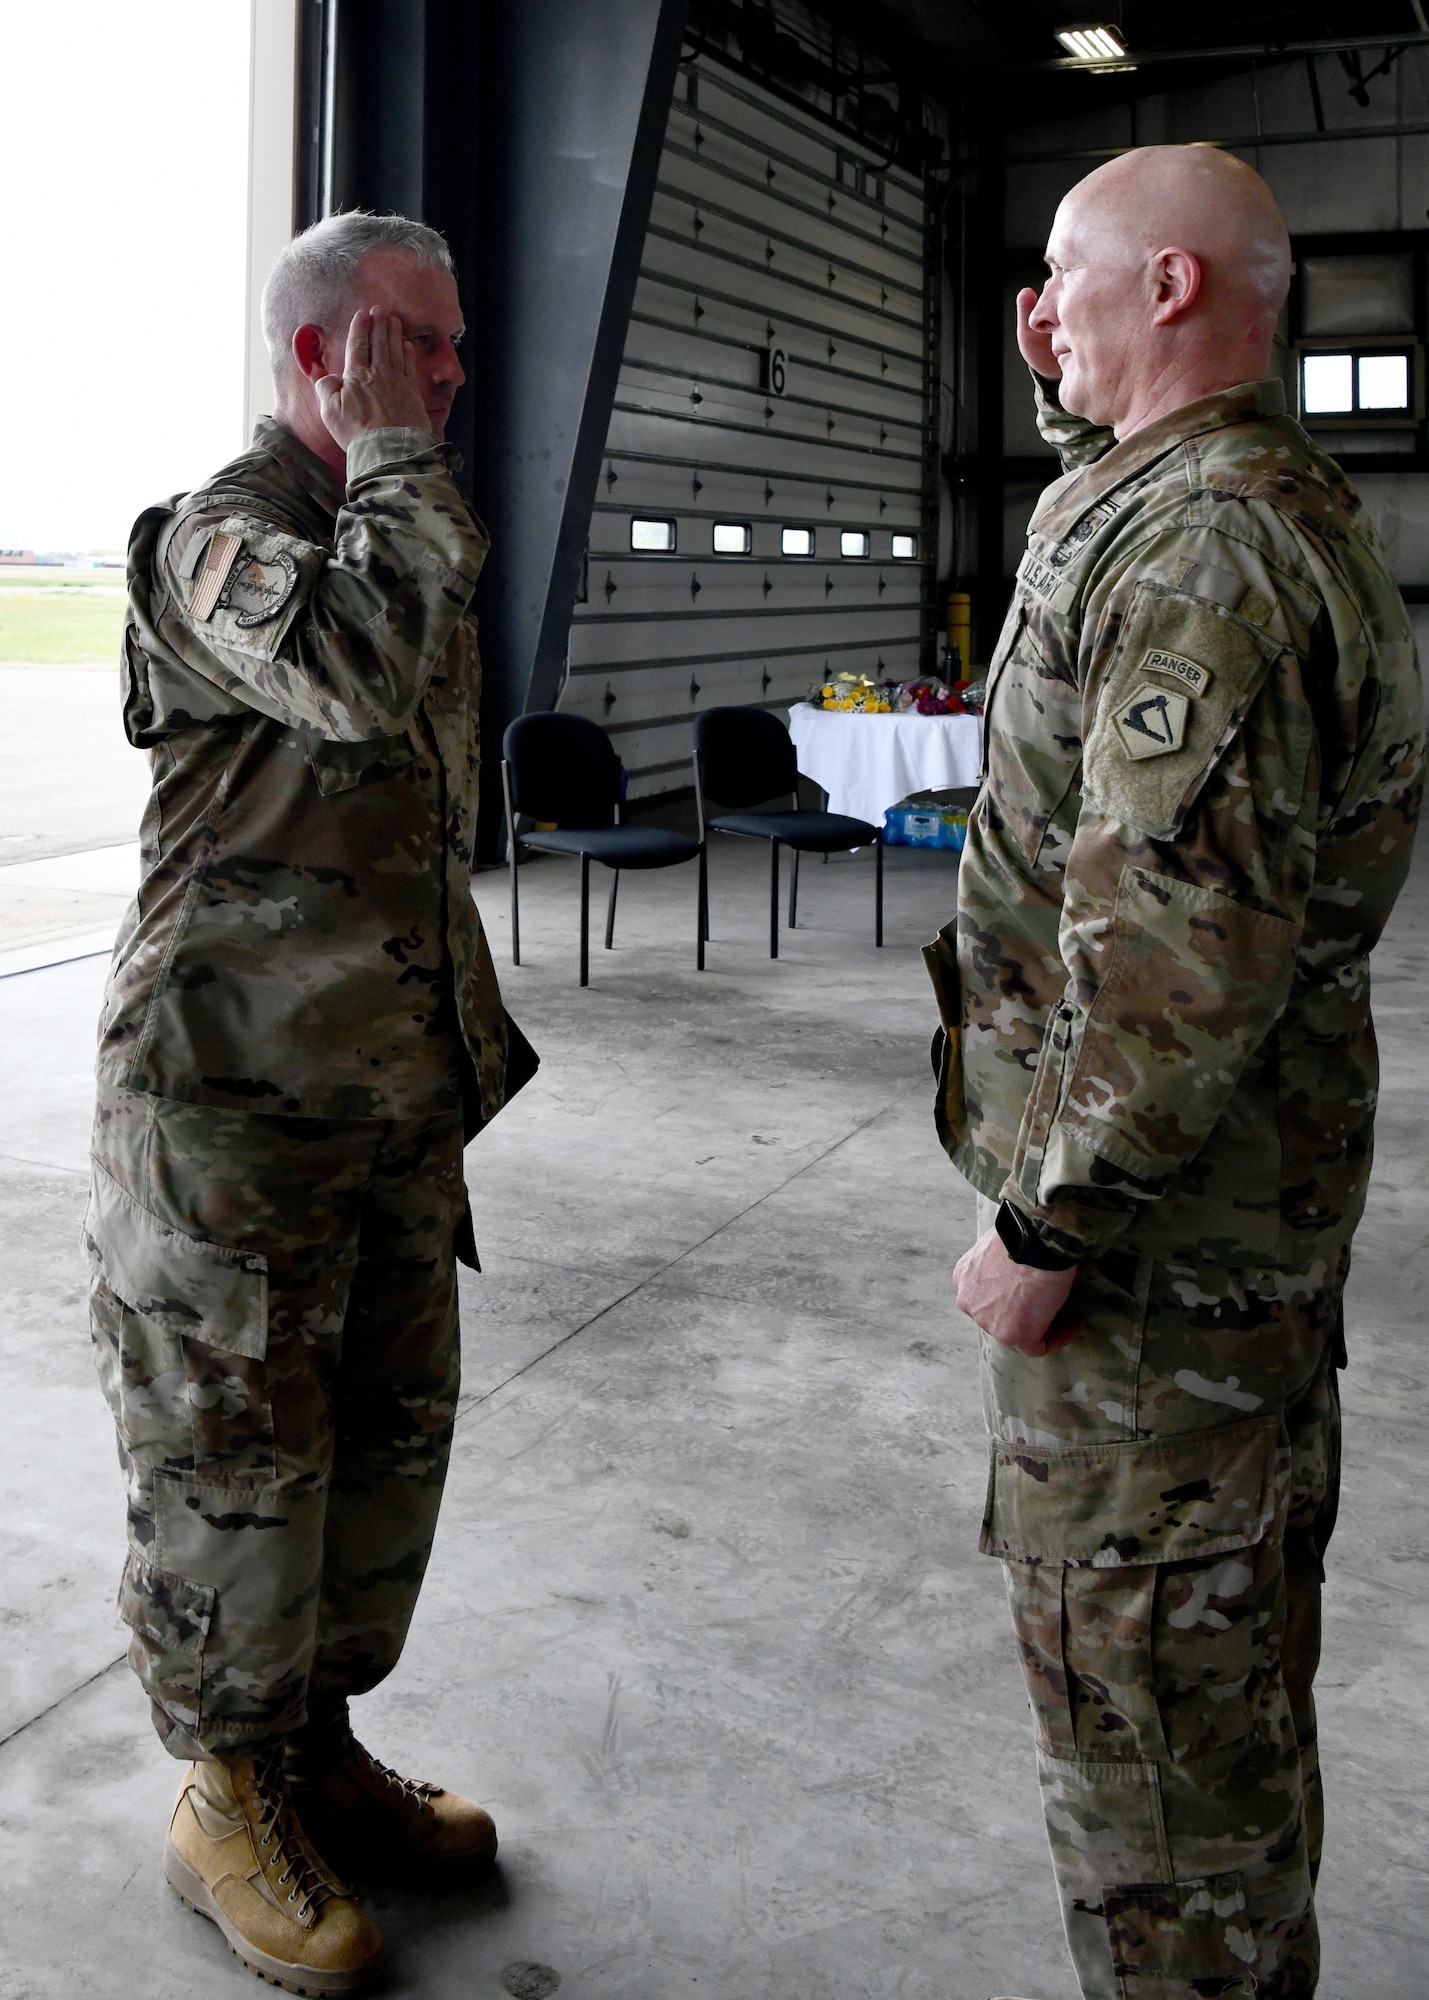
1071, 147, 1290, 319
1026, 146, 1291, 438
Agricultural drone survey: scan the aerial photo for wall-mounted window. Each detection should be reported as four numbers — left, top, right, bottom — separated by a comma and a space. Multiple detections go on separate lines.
1299, 345, 1416, 420
712, 522, 751, 554
781, 527, 814, 556
890, 533, 918, 559
839, 530, 870, 558
835, 151, 883, 203
1289, 239, 1425, 439
630, 517, 676, 552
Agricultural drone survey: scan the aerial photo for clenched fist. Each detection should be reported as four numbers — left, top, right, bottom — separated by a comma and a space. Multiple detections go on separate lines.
953, 1225, 1081, 1356
315, 308, 432, 452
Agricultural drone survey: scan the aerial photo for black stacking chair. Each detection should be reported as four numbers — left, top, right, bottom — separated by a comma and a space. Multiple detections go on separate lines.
502, 712, 705, 986
693, 705, 882, 958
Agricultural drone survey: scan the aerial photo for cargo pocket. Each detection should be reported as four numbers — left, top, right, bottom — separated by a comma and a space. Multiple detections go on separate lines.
985, 1415, 1290, 1764
117, 1548, 215, 1747
83, 1162, 273, 1482
922, 917, 966, 1152
1052, 865, 1297, 1194
1103, 1871, 1256, 1992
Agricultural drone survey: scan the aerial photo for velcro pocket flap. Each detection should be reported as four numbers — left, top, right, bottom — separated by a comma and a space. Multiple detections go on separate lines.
981, 1412, 1287, 1566
921, 917, 961, 1033
84, 1161, 268, 1359
1084, 582, 1282, 838
306, 726, 418, 795
922, 921, 967, 1153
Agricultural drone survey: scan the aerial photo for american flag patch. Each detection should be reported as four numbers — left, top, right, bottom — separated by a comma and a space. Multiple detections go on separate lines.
188, 531, 243, 621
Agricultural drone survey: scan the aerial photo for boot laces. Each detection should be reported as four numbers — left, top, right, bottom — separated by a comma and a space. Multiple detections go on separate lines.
248, 1746, 345, 1915
348, 1733, 440, 1815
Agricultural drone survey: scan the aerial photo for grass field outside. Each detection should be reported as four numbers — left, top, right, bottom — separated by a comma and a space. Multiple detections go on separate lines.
0, 567, 126, 664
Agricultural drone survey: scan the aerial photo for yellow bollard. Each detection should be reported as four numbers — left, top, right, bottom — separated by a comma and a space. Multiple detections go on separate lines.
945, 591, 972, 678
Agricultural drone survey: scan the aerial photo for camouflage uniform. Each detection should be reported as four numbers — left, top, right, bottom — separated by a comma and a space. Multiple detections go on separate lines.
87, 419, 527, 1762
927, 378, 1422, 1996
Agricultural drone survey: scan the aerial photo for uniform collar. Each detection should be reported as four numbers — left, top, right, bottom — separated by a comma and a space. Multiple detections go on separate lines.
250, 415, 348, 521
1031, 378, 1287, 540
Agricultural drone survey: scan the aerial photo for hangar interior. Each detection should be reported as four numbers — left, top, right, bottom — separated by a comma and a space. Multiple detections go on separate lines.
1, 4, 1427, 1997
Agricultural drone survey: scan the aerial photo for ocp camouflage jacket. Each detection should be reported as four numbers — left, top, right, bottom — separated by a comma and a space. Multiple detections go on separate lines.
98, 418, 515, 1126
930, 377, 1423, 1267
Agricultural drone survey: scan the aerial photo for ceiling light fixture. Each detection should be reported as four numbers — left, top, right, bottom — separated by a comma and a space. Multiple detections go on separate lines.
1056, 25, 1129, 63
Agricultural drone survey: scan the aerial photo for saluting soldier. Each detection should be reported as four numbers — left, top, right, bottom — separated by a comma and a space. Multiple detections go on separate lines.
928, 149, 1422, 2000
87, 212, 533, 1994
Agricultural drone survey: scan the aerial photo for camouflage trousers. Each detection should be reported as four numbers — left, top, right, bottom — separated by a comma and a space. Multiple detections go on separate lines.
974, 1199, 1345, 2000
86, 1084, 468, 1763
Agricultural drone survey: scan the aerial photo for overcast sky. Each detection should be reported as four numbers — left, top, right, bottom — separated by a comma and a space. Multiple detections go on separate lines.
0, 2, 250, 552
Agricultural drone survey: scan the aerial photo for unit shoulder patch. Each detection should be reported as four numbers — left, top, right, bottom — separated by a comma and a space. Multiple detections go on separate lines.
221, 549, 299, 627
1141, 647, 1211, 698
1112, 683, 1189, 761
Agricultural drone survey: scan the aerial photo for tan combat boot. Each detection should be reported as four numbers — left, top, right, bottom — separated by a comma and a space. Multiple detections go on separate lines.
164, 1747, 383, 1995
287, 1709, 498, 1879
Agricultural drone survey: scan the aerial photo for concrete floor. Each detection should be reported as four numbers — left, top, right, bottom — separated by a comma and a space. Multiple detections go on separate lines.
1, 819, 1426, 2000
0, 665, 148, 965
0, 666, 150, 864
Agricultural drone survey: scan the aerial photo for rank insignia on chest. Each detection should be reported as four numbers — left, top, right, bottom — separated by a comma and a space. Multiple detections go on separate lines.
1112, 682, 1189, 759
1049, 499, 1119, 569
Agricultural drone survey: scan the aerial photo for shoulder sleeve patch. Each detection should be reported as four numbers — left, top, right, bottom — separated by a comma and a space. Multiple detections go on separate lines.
1113, 684, 1189, 759
222, 547, 298, 626
1084, 581, 1282, 838
184, 517, 323, 660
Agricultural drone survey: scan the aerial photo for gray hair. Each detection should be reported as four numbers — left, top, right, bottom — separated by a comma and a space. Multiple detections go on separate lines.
261, 210, 454, 383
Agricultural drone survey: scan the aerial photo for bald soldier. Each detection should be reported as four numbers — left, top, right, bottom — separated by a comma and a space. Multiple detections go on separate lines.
87, 213, 532, 1993
926, 150, 1422, 1998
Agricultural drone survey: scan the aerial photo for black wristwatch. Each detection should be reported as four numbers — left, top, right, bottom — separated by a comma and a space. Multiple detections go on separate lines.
995, 1198, 1079, 1272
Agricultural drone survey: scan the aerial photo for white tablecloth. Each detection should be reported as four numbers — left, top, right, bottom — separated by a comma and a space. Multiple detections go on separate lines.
786, 703, 983, 826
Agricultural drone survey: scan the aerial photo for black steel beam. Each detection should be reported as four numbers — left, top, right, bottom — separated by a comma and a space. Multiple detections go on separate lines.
467, 0, 691, 863
972, 122, 1005, 663
1008, 119, 1429, 166
292, 0, 690, 859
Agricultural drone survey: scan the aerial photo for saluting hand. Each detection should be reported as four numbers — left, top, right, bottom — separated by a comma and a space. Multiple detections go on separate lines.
1015, 286, 1061, 382
315, 308, 432, 452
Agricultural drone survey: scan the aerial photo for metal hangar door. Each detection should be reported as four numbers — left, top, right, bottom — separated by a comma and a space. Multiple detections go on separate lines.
559, 46, 938, 803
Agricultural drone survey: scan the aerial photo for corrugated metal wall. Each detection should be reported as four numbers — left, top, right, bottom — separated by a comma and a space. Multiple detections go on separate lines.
996, 48, 1429, 686
559, 48, 938, 800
